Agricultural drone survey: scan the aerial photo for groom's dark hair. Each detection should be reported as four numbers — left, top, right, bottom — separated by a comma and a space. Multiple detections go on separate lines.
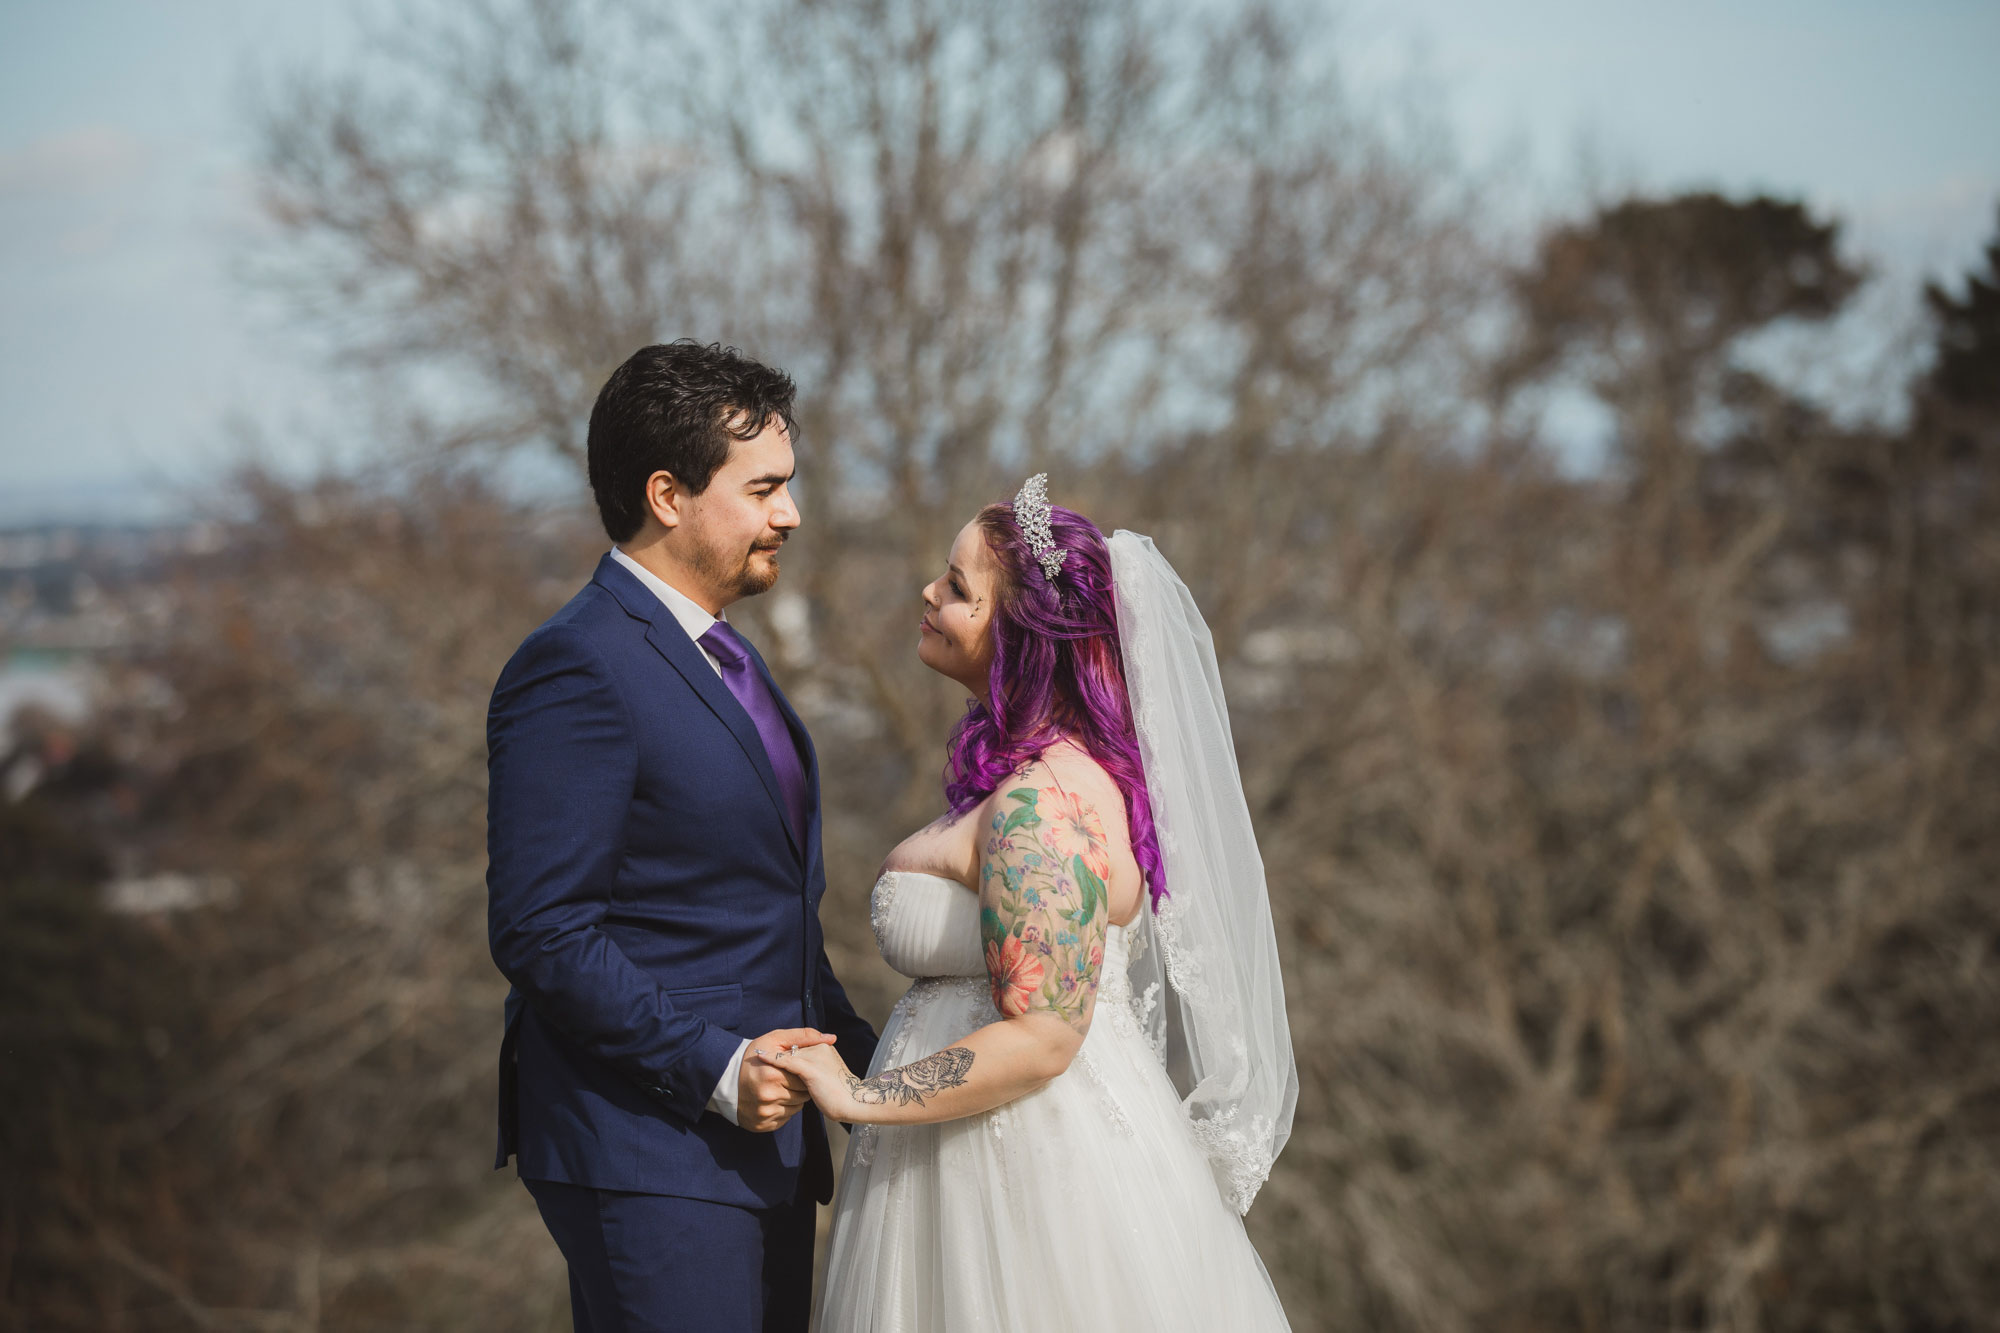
587, 340, 800, 542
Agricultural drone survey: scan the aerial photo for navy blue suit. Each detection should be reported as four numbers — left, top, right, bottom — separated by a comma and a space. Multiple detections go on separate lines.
486, 553, 878, 1330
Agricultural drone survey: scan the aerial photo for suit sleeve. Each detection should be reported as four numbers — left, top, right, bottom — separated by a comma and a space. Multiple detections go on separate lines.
817, 944, 880, 1079
486, 625, 742, 1125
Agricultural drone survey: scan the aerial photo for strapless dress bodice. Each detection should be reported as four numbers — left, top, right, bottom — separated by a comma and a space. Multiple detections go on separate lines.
867, 870, 1134, 1000
869, 871, 987, 978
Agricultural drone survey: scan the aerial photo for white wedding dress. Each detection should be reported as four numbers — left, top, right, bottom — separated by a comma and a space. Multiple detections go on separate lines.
813, 869, 1291, 1332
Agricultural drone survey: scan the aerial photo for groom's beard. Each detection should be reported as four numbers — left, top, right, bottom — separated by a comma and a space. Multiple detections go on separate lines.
695, 533, 785, 600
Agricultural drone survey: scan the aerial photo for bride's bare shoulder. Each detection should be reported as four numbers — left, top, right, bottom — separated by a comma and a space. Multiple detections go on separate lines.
1018, 742, 1127, 824
978, 745, 1144, 925
983, 743, 1135, 867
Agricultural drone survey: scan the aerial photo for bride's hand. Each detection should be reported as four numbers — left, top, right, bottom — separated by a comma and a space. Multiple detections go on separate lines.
772, 1040, 865, 1123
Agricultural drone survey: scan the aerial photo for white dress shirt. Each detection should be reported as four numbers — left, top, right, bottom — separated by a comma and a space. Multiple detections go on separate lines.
608, 546, 752, 1126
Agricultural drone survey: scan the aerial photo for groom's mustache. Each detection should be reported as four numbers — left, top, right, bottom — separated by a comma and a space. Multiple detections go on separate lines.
752, 535, 787, 553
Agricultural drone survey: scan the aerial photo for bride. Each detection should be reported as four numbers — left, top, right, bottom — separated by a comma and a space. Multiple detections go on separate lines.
779, 476, 1296, 1331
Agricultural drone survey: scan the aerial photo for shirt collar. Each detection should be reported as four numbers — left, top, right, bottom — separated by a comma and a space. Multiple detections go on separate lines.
609, 546, 724, 645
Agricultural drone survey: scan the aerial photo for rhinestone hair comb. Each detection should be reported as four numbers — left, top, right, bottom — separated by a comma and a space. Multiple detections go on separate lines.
1012, 473, 1068, 583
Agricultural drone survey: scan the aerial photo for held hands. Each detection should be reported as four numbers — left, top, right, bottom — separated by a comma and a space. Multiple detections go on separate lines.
738, 1028, 836, 1132
770, 1039, 865, 1124
773, 1041, 982, 1126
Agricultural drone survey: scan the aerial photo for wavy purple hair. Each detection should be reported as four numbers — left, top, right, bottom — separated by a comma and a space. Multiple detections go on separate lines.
943, 500, 1168, 909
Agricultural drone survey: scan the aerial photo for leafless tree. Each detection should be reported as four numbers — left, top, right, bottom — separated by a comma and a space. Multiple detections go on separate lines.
6, 1, 1996, 1329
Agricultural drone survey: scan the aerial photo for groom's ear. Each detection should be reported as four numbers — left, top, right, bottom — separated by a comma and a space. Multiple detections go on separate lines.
644, 470, 685, 530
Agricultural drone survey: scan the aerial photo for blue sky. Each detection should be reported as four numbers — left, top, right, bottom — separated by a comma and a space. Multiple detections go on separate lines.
1, 0, 1996, 522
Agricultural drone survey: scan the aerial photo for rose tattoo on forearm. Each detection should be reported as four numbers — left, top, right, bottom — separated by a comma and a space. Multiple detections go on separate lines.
842, 1047, 976, 1107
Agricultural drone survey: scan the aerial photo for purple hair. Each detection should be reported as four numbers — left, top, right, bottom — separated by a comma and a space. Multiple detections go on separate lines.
943, 500, 1168, 909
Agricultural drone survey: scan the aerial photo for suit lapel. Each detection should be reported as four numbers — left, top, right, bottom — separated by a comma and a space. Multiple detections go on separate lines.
593, 555, 804, 865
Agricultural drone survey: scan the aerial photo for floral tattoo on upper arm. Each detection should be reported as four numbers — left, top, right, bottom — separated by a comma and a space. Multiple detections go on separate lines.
980, 783, 1112, 1031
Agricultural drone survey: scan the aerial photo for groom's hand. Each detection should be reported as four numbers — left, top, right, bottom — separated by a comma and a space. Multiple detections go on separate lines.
740, 1028, 836, 1132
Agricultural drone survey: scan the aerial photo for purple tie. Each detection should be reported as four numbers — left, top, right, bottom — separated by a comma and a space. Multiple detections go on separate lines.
699, 621, 810, 844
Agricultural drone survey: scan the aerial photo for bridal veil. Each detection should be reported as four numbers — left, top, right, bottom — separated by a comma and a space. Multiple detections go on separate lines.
1108, 529, 1298, 1215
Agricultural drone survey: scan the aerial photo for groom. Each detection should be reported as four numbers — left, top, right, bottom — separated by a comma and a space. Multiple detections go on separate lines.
486, 340, 879, 1331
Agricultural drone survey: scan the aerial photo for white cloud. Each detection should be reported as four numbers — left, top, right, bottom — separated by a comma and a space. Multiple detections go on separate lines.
0, 125, 150, 197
